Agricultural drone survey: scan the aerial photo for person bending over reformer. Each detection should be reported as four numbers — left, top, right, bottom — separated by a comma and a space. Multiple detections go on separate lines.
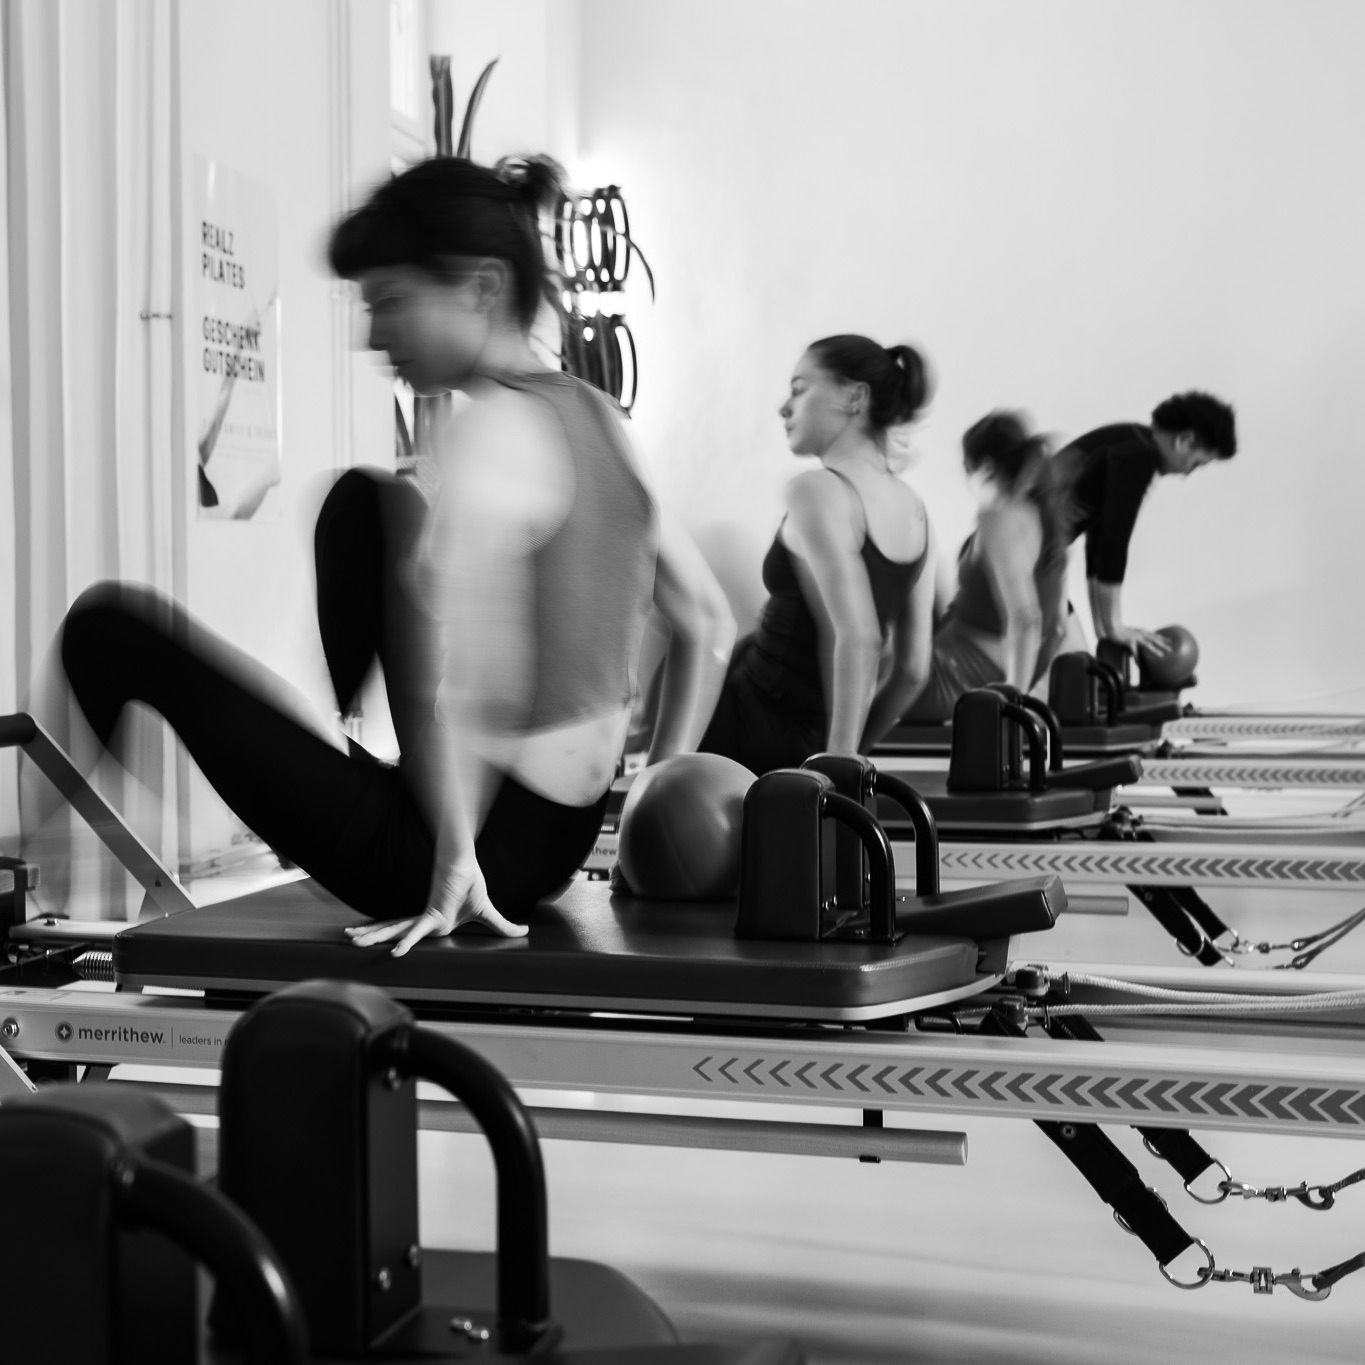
48, 154, 733, 954
1051, 392, 1237, 657
901, 412, 1068, 724
697, 335, 937, 773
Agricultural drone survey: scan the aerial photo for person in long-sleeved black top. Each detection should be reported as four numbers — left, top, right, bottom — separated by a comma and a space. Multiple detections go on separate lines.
1051, 392, 1236, 656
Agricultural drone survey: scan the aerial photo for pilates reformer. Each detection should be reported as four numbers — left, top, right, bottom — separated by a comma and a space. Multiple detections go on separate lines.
4, 720, 1365, 1310
877, 651, 1365, 805
591, 693, 1365, 972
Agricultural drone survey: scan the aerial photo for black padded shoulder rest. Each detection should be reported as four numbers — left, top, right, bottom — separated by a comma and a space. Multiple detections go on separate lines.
1047, 754, 1143, 791
1121, 699, 1183, 726
897, 874, 1062, 939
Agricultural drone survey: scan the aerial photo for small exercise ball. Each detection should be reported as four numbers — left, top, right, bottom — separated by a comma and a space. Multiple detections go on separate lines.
1140, 625, 1200, 688
617, 754, 756, 900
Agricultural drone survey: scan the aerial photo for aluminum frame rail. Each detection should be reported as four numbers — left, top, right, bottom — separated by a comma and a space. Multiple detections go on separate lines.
586, 827, 1365, 893
1, 985, 1363, 1140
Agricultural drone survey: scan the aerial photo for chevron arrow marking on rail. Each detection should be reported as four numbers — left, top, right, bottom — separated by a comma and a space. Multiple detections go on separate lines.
979, 1070, 1008, 1102
1006, 1073, 1035, 1103
1261, 1086, 1296, 1121
1318, 1090, 1364, 1124
1032, 1073, 1064, 1105
1287, 1087, 1328, 1123
743, 1059, 765, 1085
1060, 1074, 1091, 1107
898, 1068, 924, 1096
821, 1063, 843, 1091
1116, 1077, 1148, 1111
795, 1062, 818, 1090
1088, 1075, 1122, 1109
925, 1068, 954, 1099
770, 1060, 790, 1088
874, 1065, 898, 1094
717, 1057, 740, 1084
1145, 1079, 1178, 1114
1173, 1081, 1207, 1115
846, 1064, 870, 1093
693, 1056, 712, 1081
951, 1069, 979, 1099
1228, 1085, 1264, 1118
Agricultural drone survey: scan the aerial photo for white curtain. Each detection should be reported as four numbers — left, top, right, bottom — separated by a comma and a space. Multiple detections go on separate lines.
2, 0, 176, 916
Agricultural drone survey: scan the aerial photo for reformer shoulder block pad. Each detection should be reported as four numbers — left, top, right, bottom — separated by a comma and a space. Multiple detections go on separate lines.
1046, 754, 1143, 791
896, 874, 1063, 939
875, 723, 954, 753
875, 773, 1098, 832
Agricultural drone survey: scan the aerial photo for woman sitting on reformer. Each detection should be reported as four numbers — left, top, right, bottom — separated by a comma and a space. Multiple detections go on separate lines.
901, 411, 1068, 723
44, 154, 733, 954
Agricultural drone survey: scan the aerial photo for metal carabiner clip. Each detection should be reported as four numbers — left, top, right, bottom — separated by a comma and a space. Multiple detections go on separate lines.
1278, 1269, 1332, 1302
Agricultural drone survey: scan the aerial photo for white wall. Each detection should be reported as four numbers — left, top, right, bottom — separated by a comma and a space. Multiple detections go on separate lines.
573, 0, 1365, 706
174, 0, 392, 863
424, 0, 579, 168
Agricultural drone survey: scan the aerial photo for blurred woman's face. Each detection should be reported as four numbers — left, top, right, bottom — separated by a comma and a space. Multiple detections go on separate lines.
359, 264, 491, 394
778, 352, 855, 456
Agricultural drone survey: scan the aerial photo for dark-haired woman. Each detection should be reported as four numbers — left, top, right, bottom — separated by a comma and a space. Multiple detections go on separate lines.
49, 154, 733, 952
697, 335, 936, 774
902, 412, 1068, 723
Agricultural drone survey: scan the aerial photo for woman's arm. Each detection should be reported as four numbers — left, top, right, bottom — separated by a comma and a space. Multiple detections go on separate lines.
1030, 555, 1071, 688
646, 507, 737, 761
861, 521, 937, 748
785, 471, 883, 755
978, 505, 1044, 691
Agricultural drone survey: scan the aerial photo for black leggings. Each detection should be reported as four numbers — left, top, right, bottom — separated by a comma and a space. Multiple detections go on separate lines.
58, 469, 607, 921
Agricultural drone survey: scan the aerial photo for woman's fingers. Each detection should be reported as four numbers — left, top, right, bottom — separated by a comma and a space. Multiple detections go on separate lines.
391, 910, 446, 957
345, 918, 416, 946
464, 896, 529, 939
345, 899, 527, 952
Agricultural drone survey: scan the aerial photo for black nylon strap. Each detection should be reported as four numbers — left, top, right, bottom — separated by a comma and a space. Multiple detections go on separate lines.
1127, 883, 1226, 965
1166, 884, 1232, 942
1046, 1014, 1218, 1187
1036, 1120, 1195, 1267
1137, 1128, 1217, 1186
1315, 1251, 1365, 1290
986, 1011, 1196, 1268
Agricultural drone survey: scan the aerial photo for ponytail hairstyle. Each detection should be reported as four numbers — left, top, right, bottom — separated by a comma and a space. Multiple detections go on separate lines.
807, 335, 933, 443
963, 410, 1065, 569
328, 153, 565, 329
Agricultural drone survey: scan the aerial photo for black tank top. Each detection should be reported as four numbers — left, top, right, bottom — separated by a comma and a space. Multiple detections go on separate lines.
741, 477, 929, 714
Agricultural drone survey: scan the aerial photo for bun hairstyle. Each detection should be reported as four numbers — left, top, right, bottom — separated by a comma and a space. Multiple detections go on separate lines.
963, 410, 1065, 568
807, 335, 933, 436
328, 153, 566, 328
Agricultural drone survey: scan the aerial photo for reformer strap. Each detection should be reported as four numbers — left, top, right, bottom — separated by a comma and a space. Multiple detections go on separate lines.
1044, 1014, 1221, 1190
1316, 1252, 1365, 1291
983, 1012, 1197, 1270
1125, 884, 1226, 966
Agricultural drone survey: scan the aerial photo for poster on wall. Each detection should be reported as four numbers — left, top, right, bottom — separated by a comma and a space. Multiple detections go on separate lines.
192, 155, 281, 520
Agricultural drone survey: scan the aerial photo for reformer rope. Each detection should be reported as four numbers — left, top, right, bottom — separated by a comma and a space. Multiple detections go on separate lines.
1033, 971, 1365, 1018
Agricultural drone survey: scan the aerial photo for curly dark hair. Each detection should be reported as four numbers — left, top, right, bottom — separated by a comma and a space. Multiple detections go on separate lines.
328, 154, 565, 328
1151, 391, 1237, 458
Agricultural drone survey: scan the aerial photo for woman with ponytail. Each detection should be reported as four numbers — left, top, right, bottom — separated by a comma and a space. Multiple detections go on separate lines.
52, 154, 732, 951
697, 334, 936, 773
902, 410, 1068, 722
